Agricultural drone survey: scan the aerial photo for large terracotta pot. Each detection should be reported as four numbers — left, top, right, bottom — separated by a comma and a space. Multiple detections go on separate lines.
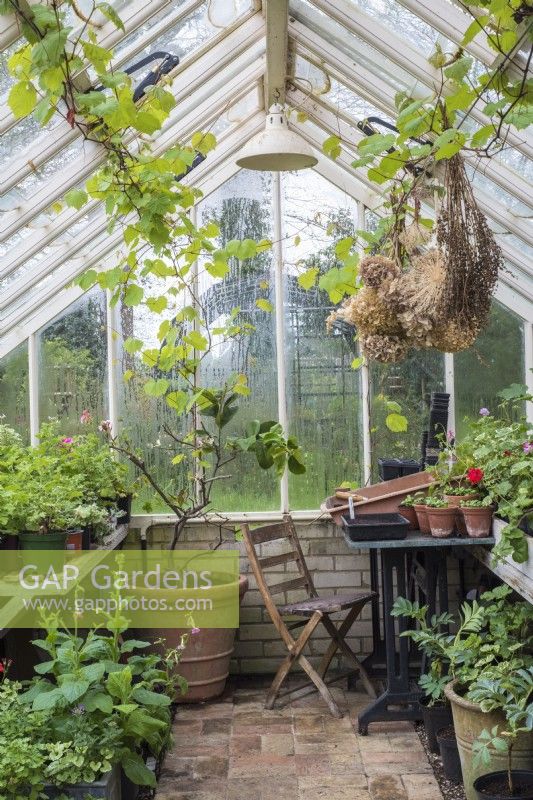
144, 575, 248, 703
445, 681, 533, 800
414, 504, 430, 534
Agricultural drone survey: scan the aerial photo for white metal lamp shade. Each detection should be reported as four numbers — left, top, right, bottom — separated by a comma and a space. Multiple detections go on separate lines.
236, 104, 318, 171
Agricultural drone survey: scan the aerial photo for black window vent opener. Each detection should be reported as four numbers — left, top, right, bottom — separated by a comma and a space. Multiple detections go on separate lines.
356, 116, 433, 177
92, 51, 206, 180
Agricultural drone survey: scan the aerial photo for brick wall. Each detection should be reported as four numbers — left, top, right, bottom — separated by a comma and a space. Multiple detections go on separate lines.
126, 520, 483, 675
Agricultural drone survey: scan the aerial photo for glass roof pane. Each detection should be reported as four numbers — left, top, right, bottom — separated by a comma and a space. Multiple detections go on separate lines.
342, 0, 443, 56
290, 0, 416, 93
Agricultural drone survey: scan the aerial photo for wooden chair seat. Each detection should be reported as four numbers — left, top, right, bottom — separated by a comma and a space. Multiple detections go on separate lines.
242, 515, 377, 718
279, 590, 375, 617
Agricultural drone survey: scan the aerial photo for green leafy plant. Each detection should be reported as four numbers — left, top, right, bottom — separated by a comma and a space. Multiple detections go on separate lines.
400, 494, 418, 508
19, 600, 185, 788
442, 485, 479, 497
424, 496, 449, 508
471, 667, 533, 796
461, 498, 494, 509
438, 385, 533, 562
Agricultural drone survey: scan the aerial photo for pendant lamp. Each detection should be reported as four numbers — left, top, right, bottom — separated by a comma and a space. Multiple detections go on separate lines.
236, 104, 318, 171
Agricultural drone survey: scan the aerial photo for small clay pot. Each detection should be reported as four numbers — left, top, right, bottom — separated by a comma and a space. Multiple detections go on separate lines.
445, 493, 478, 536
399, 505, 418, 530
461, 506, 493, 538
414, 504, 430, 535
426, 506, 456, 538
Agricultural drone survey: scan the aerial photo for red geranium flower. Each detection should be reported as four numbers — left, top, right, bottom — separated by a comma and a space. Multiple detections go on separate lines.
503, 450, 512, 457
467, 468, 484, 485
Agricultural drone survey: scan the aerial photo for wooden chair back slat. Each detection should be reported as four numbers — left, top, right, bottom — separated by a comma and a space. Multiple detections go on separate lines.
259, 550, 300, 569
268, 576, 310, 595
247, 522, 293, 545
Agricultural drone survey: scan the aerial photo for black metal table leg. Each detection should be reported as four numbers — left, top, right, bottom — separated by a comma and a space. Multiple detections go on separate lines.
357, 547, 423, 734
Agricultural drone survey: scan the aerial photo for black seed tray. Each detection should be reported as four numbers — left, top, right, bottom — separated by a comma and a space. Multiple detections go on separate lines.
342, 513, 410, 541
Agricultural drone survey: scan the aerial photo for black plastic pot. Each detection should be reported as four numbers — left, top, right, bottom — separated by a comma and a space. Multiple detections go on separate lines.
437, 725, 462, 784
421, 701, 453, 753
117, 494, 133, 524
82, 526, 92, 550
121, 769, 139, 800
473, 770, 533, 799
378, 458, 402, 481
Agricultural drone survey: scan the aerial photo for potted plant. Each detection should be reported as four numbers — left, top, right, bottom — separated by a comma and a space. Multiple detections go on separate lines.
461, 498, 495, 539
443, 483, 480, 535
399, 494, 419, 530
72, 503, 114, 549
471, 668, 533, 799
20, 604, 183, 796
425, 496, 456, 538
391, 596, 479, 753
413, 493, 431, 534
443, 587, 533, 800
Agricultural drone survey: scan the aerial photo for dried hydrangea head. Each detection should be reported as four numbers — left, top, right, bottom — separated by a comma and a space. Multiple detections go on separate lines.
359, 255, 400, 288
430, 320, 479, 353
360, 333, 409, 363
399, 220, 433, 254
341, 287, 403, 337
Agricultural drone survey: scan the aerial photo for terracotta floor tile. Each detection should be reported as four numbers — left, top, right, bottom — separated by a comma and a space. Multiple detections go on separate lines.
229, 754, 297, 778
368, 774, 408, 800
229, 734, 261, 755
262, 733, 295, 755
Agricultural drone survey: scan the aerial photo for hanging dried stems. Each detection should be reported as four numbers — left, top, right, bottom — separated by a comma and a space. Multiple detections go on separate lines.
436, 154, 502, 331
329, 155, 502, 363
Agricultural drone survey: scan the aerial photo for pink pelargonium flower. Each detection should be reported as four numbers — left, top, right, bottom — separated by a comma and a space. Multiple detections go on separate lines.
447, 430, 455, 442
98, 420, 112, 434
61, 437, 74, 445
191, 627, 201, 636
523, 442, 533, 455
80, 409, 92, 425
479, 408, 490, 417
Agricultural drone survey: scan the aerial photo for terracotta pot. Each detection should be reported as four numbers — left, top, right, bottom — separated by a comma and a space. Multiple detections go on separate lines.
398, 505, 418, 531
143, 575, 248, 703
445, 493, 478, 536
426, 506, 456, 538
66, 530, 83, 550
414, 504, 431, 534
445, 681, 533, 800
461, 507, 493, 539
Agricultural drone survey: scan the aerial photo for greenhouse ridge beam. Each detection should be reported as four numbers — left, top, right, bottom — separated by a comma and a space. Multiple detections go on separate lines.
264, 0, 289, 107
0, 12, 265, 243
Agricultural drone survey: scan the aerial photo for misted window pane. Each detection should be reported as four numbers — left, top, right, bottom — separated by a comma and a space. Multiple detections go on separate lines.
455, 301, 525, 438
0, 341, 30, 441
37, 291, 107, 433
282, 172, 363, 507
198, 171, 279, 512
370, 350, 445, 476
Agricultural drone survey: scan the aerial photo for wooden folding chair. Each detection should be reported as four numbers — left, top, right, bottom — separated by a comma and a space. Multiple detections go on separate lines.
242, 514, 377, 718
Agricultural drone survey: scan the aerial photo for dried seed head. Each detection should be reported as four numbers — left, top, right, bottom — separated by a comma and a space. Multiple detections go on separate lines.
359, 255, 400, 288
360, 333, 410, 363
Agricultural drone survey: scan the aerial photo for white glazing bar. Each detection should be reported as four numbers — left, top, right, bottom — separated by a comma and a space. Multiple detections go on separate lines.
273, 171, 290, 513
357, 201, 372, 485
106, 290, 120, 436
525, 321, 533, 423
27, 332, 39, 446
444, 352, 456, 438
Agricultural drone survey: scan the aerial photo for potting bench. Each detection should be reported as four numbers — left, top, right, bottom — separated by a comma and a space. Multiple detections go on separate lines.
342, 531, 495, 735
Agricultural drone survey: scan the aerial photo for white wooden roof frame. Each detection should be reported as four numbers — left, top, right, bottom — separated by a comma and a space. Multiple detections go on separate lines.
0, 25, 264, 277
0, 0, 207, 133
298, 0, 533, 162
1, 0, 216, 194
0, 66, 265, 309
287, 105, 533, 295
0, 12, 265, 242
0, 111, 263, 344
289, 21, 533, 215
0, 0, 531, 357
